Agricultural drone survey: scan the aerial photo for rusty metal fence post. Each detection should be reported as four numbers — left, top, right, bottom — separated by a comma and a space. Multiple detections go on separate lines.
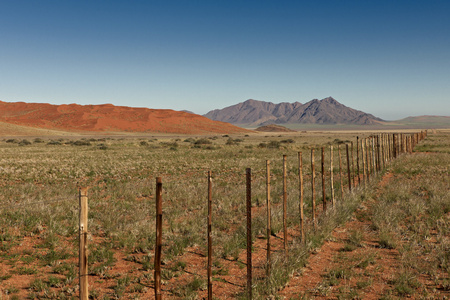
283, 155, 288, 254
346, 144, 352, 192
321, 147, 326, 212
330, 146, 335, 206
246, 168, 252, 299
155, 177, 163, 300
338, 145, 344, 199
311, 149, 316, 228
207, 171, 213, 299
266, 161, 271, 275
298, 152, 304, 241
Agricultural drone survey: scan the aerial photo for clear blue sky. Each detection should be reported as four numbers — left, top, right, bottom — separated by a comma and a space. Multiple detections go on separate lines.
1, 0, 449, 120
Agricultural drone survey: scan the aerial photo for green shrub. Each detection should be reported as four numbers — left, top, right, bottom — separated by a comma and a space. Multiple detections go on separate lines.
72, 140, 92, 146
194, 138, 212, 145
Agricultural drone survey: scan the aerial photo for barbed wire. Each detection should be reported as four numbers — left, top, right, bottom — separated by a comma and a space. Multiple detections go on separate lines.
0, 196, 77, 211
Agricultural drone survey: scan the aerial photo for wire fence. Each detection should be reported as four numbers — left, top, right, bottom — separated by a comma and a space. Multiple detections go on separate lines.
0, 130, 428, 299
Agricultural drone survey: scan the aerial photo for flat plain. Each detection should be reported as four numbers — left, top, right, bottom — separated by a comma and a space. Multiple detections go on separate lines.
0, 129, 448, 299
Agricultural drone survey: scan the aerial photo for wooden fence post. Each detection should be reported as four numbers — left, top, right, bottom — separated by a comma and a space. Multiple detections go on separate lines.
330, 146, 335, 207
311, 149, 316, 228
246, 168, 252, 299
155, 177, 163, 300
404, 133, 407, 154
400, 134, 403, 154
79, 187, 89, 300
207, 171, 213, 300
389, 134, 392, 161
283, 155, 288, 254
298, 153, 304, 241
372, 137, 376, 174
266, 161, 271, 275
377, 135, 381, 172
409, 135, 413, 154
392, 133, 398, 158
321, 147, 326, 212
346, 144, 352, 192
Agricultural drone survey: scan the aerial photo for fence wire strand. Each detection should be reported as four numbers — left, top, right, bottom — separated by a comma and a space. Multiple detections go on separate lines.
0, 196, 77, 210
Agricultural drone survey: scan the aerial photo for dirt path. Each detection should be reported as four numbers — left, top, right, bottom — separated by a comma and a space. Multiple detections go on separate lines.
278, 173, 401, 299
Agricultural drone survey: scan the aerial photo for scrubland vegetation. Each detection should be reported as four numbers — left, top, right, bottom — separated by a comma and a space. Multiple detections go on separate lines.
0, 130, 448, 299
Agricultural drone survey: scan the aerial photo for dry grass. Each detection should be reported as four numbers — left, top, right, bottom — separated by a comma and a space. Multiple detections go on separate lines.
0, 130, 447, 299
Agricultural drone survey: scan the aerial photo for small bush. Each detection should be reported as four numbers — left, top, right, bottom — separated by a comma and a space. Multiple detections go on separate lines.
19, 139, 32, 146
226, 138, 243, 145
72, 140, 91, 146
194, 138, 212, 145
378, 231, 396, 249
184, 138, 195, 143
280, 139, 295, 144
173, 277, 207, 298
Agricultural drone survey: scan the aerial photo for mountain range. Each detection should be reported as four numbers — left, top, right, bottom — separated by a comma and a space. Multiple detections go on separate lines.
1, 98, 447, 136
204, 97, 384, 126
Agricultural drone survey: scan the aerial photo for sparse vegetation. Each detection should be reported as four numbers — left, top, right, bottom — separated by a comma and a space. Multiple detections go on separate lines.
0, 130, 447, 298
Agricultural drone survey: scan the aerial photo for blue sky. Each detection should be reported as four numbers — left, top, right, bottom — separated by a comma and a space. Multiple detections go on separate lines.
0, 1, 449, 120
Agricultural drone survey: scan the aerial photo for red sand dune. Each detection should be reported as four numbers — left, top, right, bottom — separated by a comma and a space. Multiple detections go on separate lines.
0, 101, 250, 134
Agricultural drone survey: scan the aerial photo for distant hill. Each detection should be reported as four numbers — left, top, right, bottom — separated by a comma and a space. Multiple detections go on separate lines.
0, 101, 250, 135
389, 115, 450, 128
255, 124, 296, 132
204, 97, 384, 126
395, 115, 450, 124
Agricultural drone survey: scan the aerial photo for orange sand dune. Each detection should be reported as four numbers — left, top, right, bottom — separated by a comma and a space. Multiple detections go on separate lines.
0, 101, 250, 134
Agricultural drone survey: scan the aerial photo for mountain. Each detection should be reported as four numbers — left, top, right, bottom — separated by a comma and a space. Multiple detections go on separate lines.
389, 115, 450, 128
204, 97, 384, 126
0, 101, 249, 135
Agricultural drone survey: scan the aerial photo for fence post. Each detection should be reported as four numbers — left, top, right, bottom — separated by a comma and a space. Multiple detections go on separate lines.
155, 177, 163, 300
79, 187, 89, 300
346, 144, 352, 192
361, 138, 366, 187
404, 133, 407, 154
385, 134, 388, 164
377, 135, 381, 171
351, 142, 356, 187
393, 134, 397, 158
246, 168, 252, 299
283, 155, 288, 254
389, 134, 393, 161
338, 145, 344, 199
330, 146, 335, 207
372, 137, 376, 174
400, 134, 403, 154
366, 138, 371, 181
321, 147, 326, 212
298, 152, 304, 241
266, 161, 271, 275
356, 137, 360, 186
311, 149, 316, 228
207, 171, 213, 300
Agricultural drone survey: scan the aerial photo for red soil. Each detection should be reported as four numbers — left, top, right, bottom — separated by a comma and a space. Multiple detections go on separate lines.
0, 101, 250, 135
